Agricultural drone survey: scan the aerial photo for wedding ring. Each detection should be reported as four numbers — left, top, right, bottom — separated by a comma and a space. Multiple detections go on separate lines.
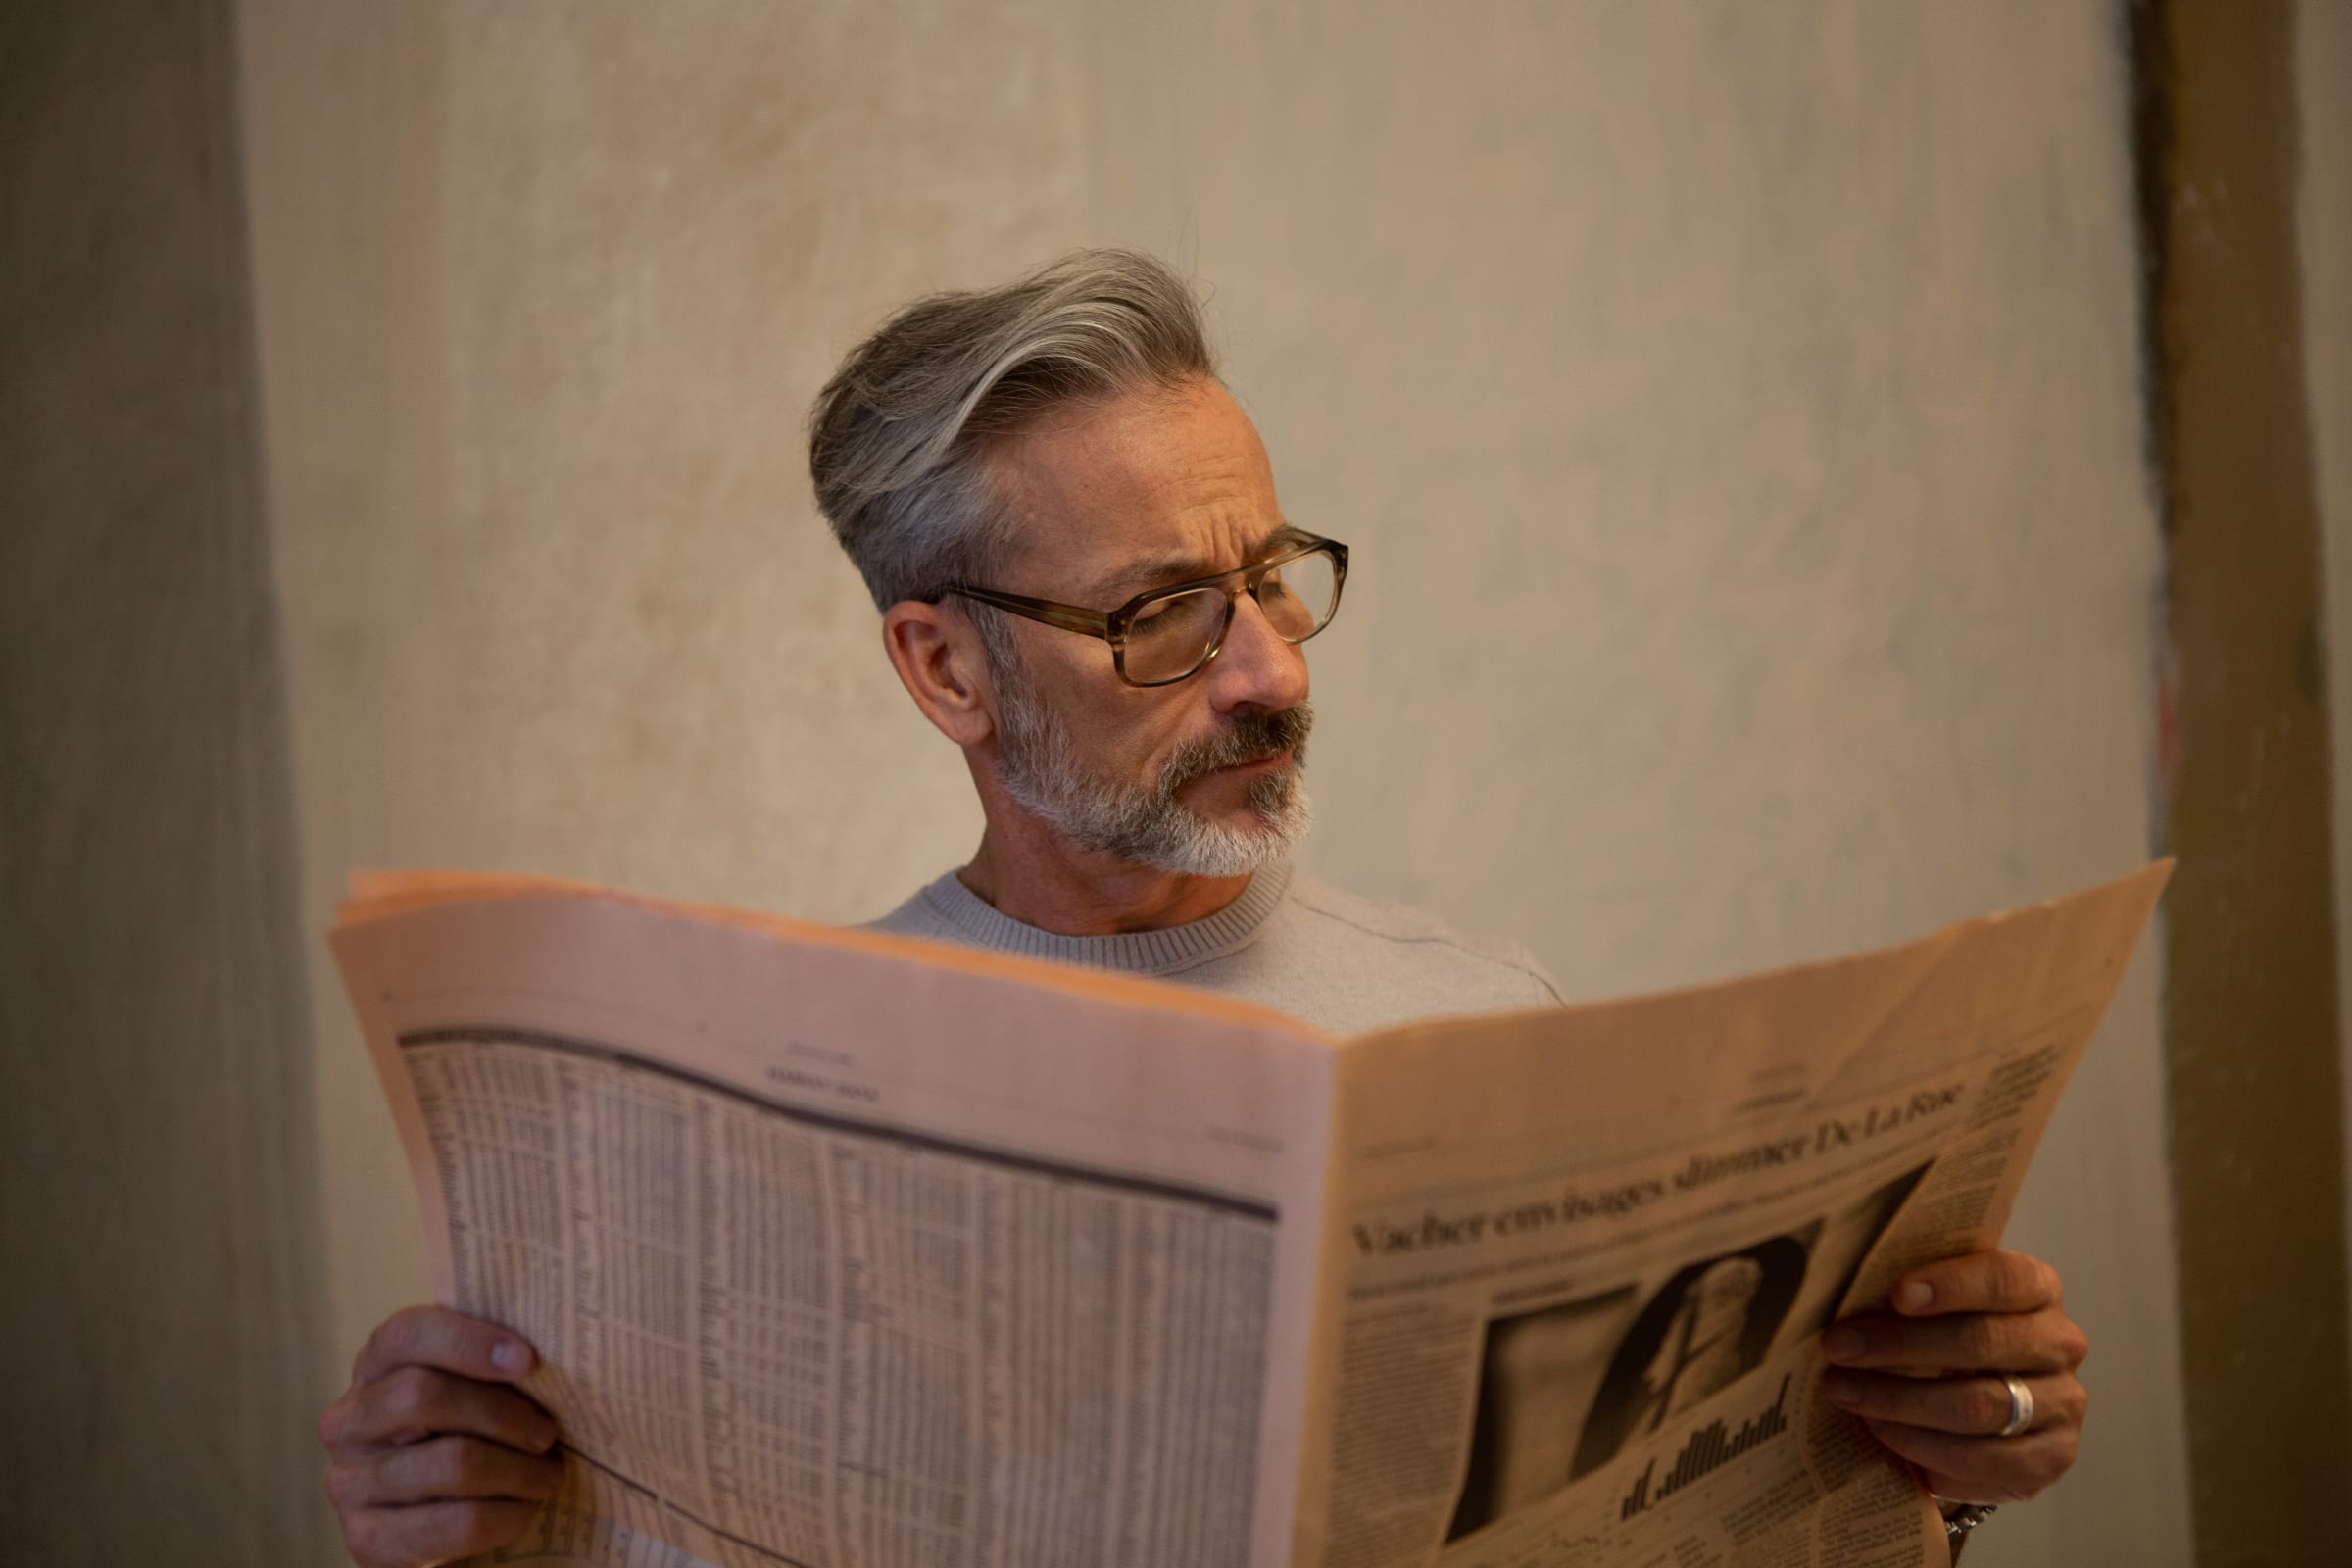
1995, 1373, 2034, 1438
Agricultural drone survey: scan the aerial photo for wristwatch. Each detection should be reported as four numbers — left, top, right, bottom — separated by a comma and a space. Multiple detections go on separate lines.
1943, 1502, 1997, 1539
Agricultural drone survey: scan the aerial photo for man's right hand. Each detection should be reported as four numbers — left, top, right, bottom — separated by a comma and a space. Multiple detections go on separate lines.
319, 1305, 565, 1568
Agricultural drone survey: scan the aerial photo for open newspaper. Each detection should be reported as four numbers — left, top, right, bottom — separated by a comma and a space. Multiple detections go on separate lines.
333, 860, 2169, 1568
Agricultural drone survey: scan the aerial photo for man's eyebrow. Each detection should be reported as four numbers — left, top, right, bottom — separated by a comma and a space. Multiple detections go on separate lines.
1089, 525, 1310, 604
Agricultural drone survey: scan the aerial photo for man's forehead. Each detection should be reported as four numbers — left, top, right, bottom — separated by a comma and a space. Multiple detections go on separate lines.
987, 378, 1288, 600
1078, 522, 1303, 604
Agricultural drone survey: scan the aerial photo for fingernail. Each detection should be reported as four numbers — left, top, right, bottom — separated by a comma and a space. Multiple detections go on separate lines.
491, 1339, 533, 1375
1823, 1327, 1866, 1362
1822, 1370, 1861, 1406
1895, 1280, 1935, 1312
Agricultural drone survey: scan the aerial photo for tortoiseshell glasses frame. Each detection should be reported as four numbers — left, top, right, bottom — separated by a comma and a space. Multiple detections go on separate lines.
933, 531, 1348, 688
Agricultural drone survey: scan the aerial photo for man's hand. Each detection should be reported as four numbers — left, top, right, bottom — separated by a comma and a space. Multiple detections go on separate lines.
1818, 1250, 2088, 1505
319, 1305, 565, 1568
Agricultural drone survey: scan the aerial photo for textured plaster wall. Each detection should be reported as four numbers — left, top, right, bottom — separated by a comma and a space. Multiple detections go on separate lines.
238, 4, 2180, 1563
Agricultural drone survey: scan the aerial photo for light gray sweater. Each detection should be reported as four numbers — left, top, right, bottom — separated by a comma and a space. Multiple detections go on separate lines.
865, 860, 1562, 1035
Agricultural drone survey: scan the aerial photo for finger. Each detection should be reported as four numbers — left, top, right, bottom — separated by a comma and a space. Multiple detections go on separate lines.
344, 1497, 546, 1568
351, 1305, 537, 1390
1887, 1250, 2061, 1316
1821, 1369, 2085, 1436
1821, 1306, 2086, 1374
1859, 1417, 2079, 1505
325, 1365, 560, 1453
330, 1435, 565, 1511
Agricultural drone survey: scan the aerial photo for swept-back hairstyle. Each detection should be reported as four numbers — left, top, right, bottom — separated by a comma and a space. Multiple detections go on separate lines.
808, 249, 1216, 611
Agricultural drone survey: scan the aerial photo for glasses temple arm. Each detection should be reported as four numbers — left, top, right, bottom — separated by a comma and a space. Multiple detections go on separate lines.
941, 586, 1112, 639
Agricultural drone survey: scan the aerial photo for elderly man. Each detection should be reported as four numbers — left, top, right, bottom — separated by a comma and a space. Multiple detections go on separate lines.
320, 251, 2088, 1565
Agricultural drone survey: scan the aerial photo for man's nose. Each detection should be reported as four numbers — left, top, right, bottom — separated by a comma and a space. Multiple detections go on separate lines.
1203, 591, 1310, 713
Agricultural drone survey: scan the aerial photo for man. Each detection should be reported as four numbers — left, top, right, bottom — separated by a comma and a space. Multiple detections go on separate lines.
320, 251, 2088, 1564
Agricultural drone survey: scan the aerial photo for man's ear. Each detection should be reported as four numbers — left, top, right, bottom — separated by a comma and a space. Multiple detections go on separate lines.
882, 600, 997, 748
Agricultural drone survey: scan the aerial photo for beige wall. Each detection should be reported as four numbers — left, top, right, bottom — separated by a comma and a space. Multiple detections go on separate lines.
238, 4, 2182, 1562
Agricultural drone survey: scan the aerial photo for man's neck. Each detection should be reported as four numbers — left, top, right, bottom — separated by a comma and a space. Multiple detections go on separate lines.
957, 825, 1253, 936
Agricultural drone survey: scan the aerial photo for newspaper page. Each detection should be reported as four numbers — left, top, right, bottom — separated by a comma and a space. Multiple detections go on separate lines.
1291, 861, 2170, 1568
337, 861, 2164, 1568
333, 874, 1346, 1568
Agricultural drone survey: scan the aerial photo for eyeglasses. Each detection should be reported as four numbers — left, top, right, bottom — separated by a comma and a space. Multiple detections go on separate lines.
935, 532, 1348, 688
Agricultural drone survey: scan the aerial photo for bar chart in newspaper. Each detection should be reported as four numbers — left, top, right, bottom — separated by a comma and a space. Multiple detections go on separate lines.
1616, 1374, 1792, 1520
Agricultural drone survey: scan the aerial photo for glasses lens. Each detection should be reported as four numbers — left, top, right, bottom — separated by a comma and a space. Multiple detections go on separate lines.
1255, 548, 1339, 641
1123, 587, 1231, 683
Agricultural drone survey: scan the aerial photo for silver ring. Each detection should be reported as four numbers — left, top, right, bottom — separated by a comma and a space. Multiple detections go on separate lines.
1995, 1373, 2034, 1438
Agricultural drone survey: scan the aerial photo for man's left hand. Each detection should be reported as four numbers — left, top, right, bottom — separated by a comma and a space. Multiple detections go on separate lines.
1818, 1250, 2087, 1505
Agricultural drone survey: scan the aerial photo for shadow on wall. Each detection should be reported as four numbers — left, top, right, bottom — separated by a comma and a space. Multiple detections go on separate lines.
0, 3, 332, 1562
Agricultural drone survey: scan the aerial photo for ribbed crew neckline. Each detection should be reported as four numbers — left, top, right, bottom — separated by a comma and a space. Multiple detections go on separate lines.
910, 860, 1294, 975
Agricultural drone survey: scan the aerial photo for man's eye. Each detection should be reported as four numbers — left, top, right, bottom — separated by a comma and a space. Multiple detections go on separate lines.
1129, 589, 1222, 643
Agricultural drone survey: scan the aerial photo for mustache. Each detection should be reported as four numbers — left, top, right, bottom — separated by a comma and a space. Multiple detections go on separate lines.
1157, 704, 1313, 798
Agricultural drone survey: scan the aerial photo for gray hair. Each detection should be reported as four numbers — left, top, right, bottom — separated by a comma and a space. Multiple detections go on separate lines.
808, 248, 1217, 611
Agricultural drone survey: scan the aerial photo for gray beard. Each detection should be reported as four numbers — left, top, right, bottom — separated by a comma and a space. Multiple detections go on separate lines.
992, 668, 1313, 878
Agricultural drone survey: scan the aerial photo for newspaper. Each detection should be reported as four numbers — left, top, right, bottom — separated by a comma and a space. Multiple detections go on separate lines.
331, 860, 2169, 1568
